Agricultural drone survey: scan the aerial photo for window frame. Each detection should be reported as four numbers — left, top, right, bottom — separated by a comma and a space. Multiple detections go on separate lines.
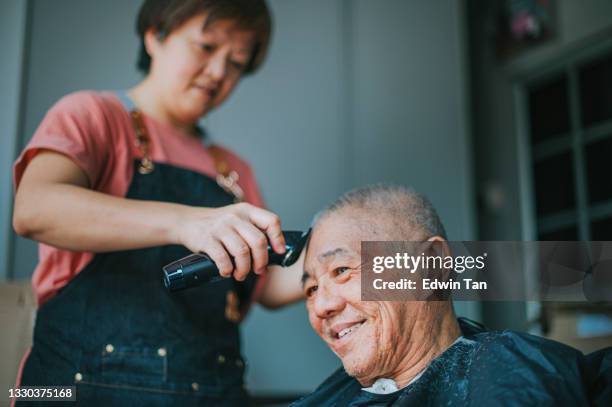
513, 35, 612, 329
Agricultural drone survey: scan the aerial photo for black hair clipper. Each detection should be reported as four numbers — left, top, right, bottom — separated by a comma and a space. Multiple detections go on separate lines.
163, 229, 310, 292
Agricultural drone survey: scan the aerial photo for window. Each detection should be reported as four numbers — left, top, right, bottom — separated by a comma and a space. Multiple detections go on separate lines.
516, 40, 612, 336
522, 48, 612, 241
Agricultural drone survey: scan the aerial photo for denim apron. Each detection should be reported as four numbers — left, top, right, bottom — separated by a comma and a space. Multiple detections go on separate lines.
18, 95, 257, 406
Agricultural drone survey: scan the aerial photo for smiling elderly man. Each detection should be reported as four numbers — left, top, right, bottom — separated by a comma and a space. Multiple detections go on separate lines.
292, 185, 609, 406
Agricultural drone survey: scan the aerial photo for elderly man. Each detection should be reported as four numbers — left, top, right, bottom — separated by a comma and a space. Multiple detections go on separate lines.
293, 185, 609, 406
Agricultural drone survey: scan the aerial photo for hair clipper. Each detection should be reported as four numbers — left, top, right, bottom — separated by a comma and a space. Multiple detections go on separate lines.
163, 229, 310, 292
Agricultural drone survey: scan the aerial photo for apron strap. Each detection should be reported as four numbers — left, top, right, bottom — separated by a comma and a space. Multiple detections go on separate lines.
208, 146, 244, 203
116, 90, 244, 202
130, 110, 155, 175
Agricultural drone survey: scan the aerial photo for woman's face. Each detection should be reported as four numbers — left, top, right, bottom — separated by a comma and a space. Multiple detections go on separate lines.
147, 14, 256, 124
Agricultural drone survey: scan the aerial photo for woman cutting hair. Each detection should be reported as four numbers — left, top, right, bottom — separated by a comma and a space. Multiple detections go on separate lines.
13, 0, 302, 405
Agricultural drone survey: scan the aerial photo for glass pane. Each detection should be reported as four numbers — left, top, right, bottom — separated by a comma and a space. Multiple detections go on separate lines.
533, 152, 576, 216
591, 217, 612, 240
579, 52, 612, 127
585, 136, 612, 204
538, 226, 578, 241
528, 74, 570, 144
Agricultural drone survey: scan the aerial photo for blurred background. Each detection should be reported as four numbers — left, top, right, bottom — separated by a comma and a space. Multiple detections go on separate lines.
1, 0, 611, 403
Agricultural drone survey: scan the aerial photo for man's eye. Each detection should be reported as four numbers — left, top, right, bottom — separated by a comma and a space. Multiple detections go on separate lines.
334, 267, 350, 276
305, 285, 318, 298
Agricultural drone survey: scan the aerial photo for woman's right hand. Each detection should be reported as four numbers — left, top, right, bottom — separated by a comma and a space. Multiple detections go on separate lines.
175, 203, 286, 281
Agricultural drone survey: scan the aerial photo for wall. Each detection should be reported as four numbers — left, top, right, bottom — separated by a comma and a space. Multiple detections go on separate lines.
4, 0, 473, 394
10, 0, 143, 282
0, 0, 29, 280
350, 0, 474, 241
468, 0, 612, 330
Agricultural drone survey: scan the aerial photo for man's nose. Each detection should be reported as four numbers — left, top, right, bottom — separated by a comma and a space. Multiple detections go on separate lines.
313, 283, 345, 319
205, 52, 227, 82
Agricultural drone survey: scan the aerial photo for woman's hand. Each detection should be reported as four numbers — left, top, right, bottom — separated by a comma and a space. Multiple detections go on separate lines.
175, 203, 286, 281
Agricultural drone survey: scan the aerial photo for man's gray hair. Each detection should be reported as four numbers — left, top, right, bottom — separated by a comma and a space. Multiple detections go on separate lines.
313, 184, 447, 239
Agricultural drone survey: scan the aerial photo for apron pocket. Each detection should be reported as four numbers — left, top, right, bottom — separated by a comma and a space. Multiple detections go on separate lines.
75, 345, 243, 400
101, 345, 166, 382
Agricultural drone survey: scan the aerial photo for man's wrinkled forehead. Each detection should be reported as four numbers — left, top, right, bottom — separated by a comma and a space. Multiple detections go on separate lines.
310, 245, 356, 267
303, 214, 363, 282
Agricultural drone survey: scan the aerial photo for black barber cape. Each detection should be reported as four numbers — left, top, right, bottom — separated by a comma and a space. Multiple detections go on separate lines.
291, 319, 612, 406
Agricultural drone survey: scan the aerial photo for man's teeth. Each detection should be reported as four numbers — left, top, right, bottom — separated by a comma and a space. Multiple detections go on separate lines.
338, 322, 363, 339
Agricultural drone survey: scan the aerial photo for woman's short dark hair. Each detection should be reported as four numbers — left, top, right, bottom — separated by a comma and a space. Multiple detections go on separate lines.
136, 0, 272, 75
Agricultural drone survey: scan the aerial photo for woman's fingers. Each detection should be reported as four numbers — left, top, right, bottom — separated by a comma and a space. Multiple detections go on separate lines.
240, 204, 286, 254
233, 221, 269, 275
218, 230, 252, 281
181, 204, 286, 281
203, 238, 234, 277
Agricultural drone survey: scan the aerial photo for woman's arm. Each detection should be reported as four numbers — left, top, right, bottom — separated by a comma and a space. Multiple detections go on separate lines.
13, 150, 286, 280
14, 151, 188, 251
257, 251, 306, 309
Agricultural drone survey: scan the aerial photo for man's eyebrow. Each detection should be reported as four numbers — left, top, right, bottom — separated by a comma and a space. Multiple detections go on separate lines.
318, 247, 350, 261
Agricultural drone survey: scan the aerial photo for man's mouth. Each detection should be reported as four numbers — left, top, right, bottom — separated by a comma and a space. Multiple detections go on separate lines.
338, 322, 364, 339
331, 320, 367, 341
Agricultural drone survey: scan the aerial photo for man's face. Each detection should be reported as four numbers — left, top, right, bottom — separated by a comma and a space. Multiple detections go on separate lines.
303, 210, 418, 384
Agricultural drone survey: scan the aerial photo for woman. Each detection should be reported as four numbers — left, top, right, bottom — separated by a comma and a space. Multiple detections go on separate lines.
13, 0, 302, 405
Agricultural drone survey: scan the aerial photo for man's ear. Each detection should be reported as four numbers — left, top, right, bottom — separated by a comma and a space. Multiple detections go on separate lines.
427, 235, 446, 243
426, 235, 451, 258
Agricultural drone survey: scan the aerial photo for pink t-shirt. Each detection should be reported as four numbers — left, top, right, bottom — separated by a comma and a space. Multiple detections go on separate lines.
14, 91, 265, 306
